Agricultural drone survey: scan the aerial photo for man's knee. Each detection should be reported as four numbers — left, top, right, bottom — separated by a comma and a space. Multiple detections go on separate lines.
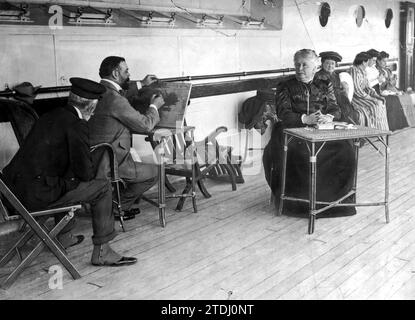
94, 178, 112, 196
149, 165, 158, 181
135, 164, 158, 182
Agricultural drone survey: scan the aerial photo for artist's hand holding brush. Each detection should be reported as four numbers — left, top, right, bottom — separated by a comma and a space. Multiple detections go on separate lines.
150, 92, 165, 109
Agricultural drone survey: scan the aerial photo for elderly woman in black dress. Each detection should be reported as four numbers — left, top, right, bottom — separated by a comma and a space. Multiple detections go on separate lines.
263, 49, 356, 217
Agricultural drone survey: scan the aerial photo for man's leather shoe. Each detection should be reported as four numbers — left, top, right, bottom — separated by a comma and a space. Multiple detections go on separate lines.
91, 243, 137, 267
120, 208, 141, 221
58, 234, 85, 249
92, 256, 137, 267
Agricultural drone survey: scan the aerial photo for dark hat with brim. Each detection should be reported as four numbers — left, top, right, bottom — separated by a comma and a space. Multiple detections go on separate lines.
378, 51, 390, 59
319, 51, 342, 62
366, 49, 380, 58
70, 77, 106, 99
355, 51, 371, 61
13, 82, 41, 98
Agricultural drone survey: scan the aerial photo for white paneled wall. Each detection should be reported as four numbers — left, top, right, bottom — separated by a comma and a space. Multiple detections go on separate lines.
238, 36, 281, 70
0, 34, 56, 87
181, 36, 239, 75
55, 36, 120, 84
120, 36, 181, 78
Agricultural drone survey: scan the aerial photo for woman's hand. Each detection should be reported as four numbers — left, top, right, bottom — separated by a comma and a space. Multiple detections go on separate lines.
303, 111, 321, 125
377, 96, 386, 104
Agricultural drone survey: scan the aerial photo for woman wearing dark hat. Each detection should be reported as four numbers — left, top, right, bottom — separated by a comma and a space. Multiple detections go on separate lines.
374, 51, 410, 130
365, 49, 385, 89
350, 52, 389, 131
376, 51, 399, 94
315, 51, 360, 124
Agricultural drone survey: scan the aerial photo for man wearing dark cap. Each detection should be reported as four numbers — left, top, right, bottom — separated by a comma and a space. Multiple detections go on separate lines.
3, 77, 137, 266
88, 56, 165, 219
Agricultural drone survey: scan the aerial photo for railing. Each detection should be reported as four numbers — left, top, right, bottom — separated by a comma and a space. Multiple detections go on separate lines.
0, 58, 398, 99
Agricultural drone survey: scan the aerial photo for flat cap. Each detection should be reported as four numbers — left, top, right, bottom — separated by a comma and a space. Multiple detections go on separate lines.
366, 49, 380, 58
70, 77, 106, 99
319, 51, 342, 62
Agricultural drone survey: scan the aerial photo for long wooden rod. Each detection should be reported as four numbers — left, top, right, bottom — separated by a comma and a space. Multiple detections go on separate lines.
0, 58, 398, 98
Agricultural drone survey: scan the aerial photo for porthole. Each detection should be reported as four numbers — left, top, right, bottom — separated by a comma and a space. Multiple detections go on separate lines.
385, 8, 393, 28
355, 5, 366, 27
319, 2, 331, 27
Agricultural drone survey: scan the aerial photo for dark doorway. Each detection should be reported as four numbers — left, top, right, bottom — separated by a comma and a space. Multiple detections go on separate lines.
400, 2, 415, 90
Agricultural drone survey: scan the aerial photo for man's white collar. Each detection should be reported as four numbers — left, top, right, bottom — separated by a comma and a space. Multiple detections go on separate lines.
101, 78, 122, 91
73, 106, 83, 119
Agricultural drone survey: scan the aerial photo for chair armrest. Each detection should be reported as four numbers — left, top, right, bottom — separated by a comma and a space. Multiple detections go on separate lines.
203, 126, 228, 145
90, 142, 114, 155
90, 143, 120, 181
31, 205, 82, 218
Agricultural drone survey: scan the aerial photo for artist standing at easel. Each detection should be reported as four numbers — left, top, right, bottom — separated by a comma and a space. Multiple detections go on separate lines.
262, 49, 356, 218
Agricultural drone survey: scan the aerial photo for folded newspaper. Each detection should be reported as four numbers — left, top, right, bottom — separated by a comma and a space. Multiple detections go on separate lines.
315, 122, 357, 130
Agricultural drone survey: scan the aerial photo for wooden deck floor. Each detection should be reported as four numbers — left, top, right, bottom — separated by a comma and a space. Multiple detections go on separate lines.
1, 127, 415, 300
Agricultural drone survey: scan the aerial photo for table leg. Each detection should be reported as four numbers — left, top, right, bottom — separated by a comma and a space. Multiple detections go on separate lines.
385, 135, 390, 223
352, 139, 360, 203
278, 133, 288, 216
308, 142, 317, 234
158, 138, 166, 228
190, 130, 198, 213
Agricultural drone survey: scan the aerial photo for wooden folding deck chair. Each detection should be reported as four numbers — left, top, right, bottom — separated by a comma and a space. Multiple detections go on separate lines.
143, 126, 198, 221
0, 176, 81, 289
146, 124, 241, 214
194, 126, 244, 190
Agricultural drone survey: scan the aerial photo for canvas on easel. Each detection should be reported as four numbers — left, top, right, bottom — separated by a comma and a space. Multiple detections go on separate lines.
154, 82, 192, 129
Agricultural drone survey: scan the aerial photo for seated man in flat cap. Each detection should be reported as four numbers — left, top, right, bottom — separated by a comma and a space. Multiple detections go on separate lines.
3, 77, 137, 266
89, 56, 165, 219
315, 51, 359, 124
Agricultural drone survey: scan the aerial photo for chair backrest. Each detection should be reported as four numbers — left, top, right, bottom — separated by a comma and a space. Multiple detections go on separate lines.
0, 98, 38, 226
0, 121, 20, 171
0, 173, 23, 236
148, 127, 195, 170
0, 98, 38, 171
339, 72, 354, 103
